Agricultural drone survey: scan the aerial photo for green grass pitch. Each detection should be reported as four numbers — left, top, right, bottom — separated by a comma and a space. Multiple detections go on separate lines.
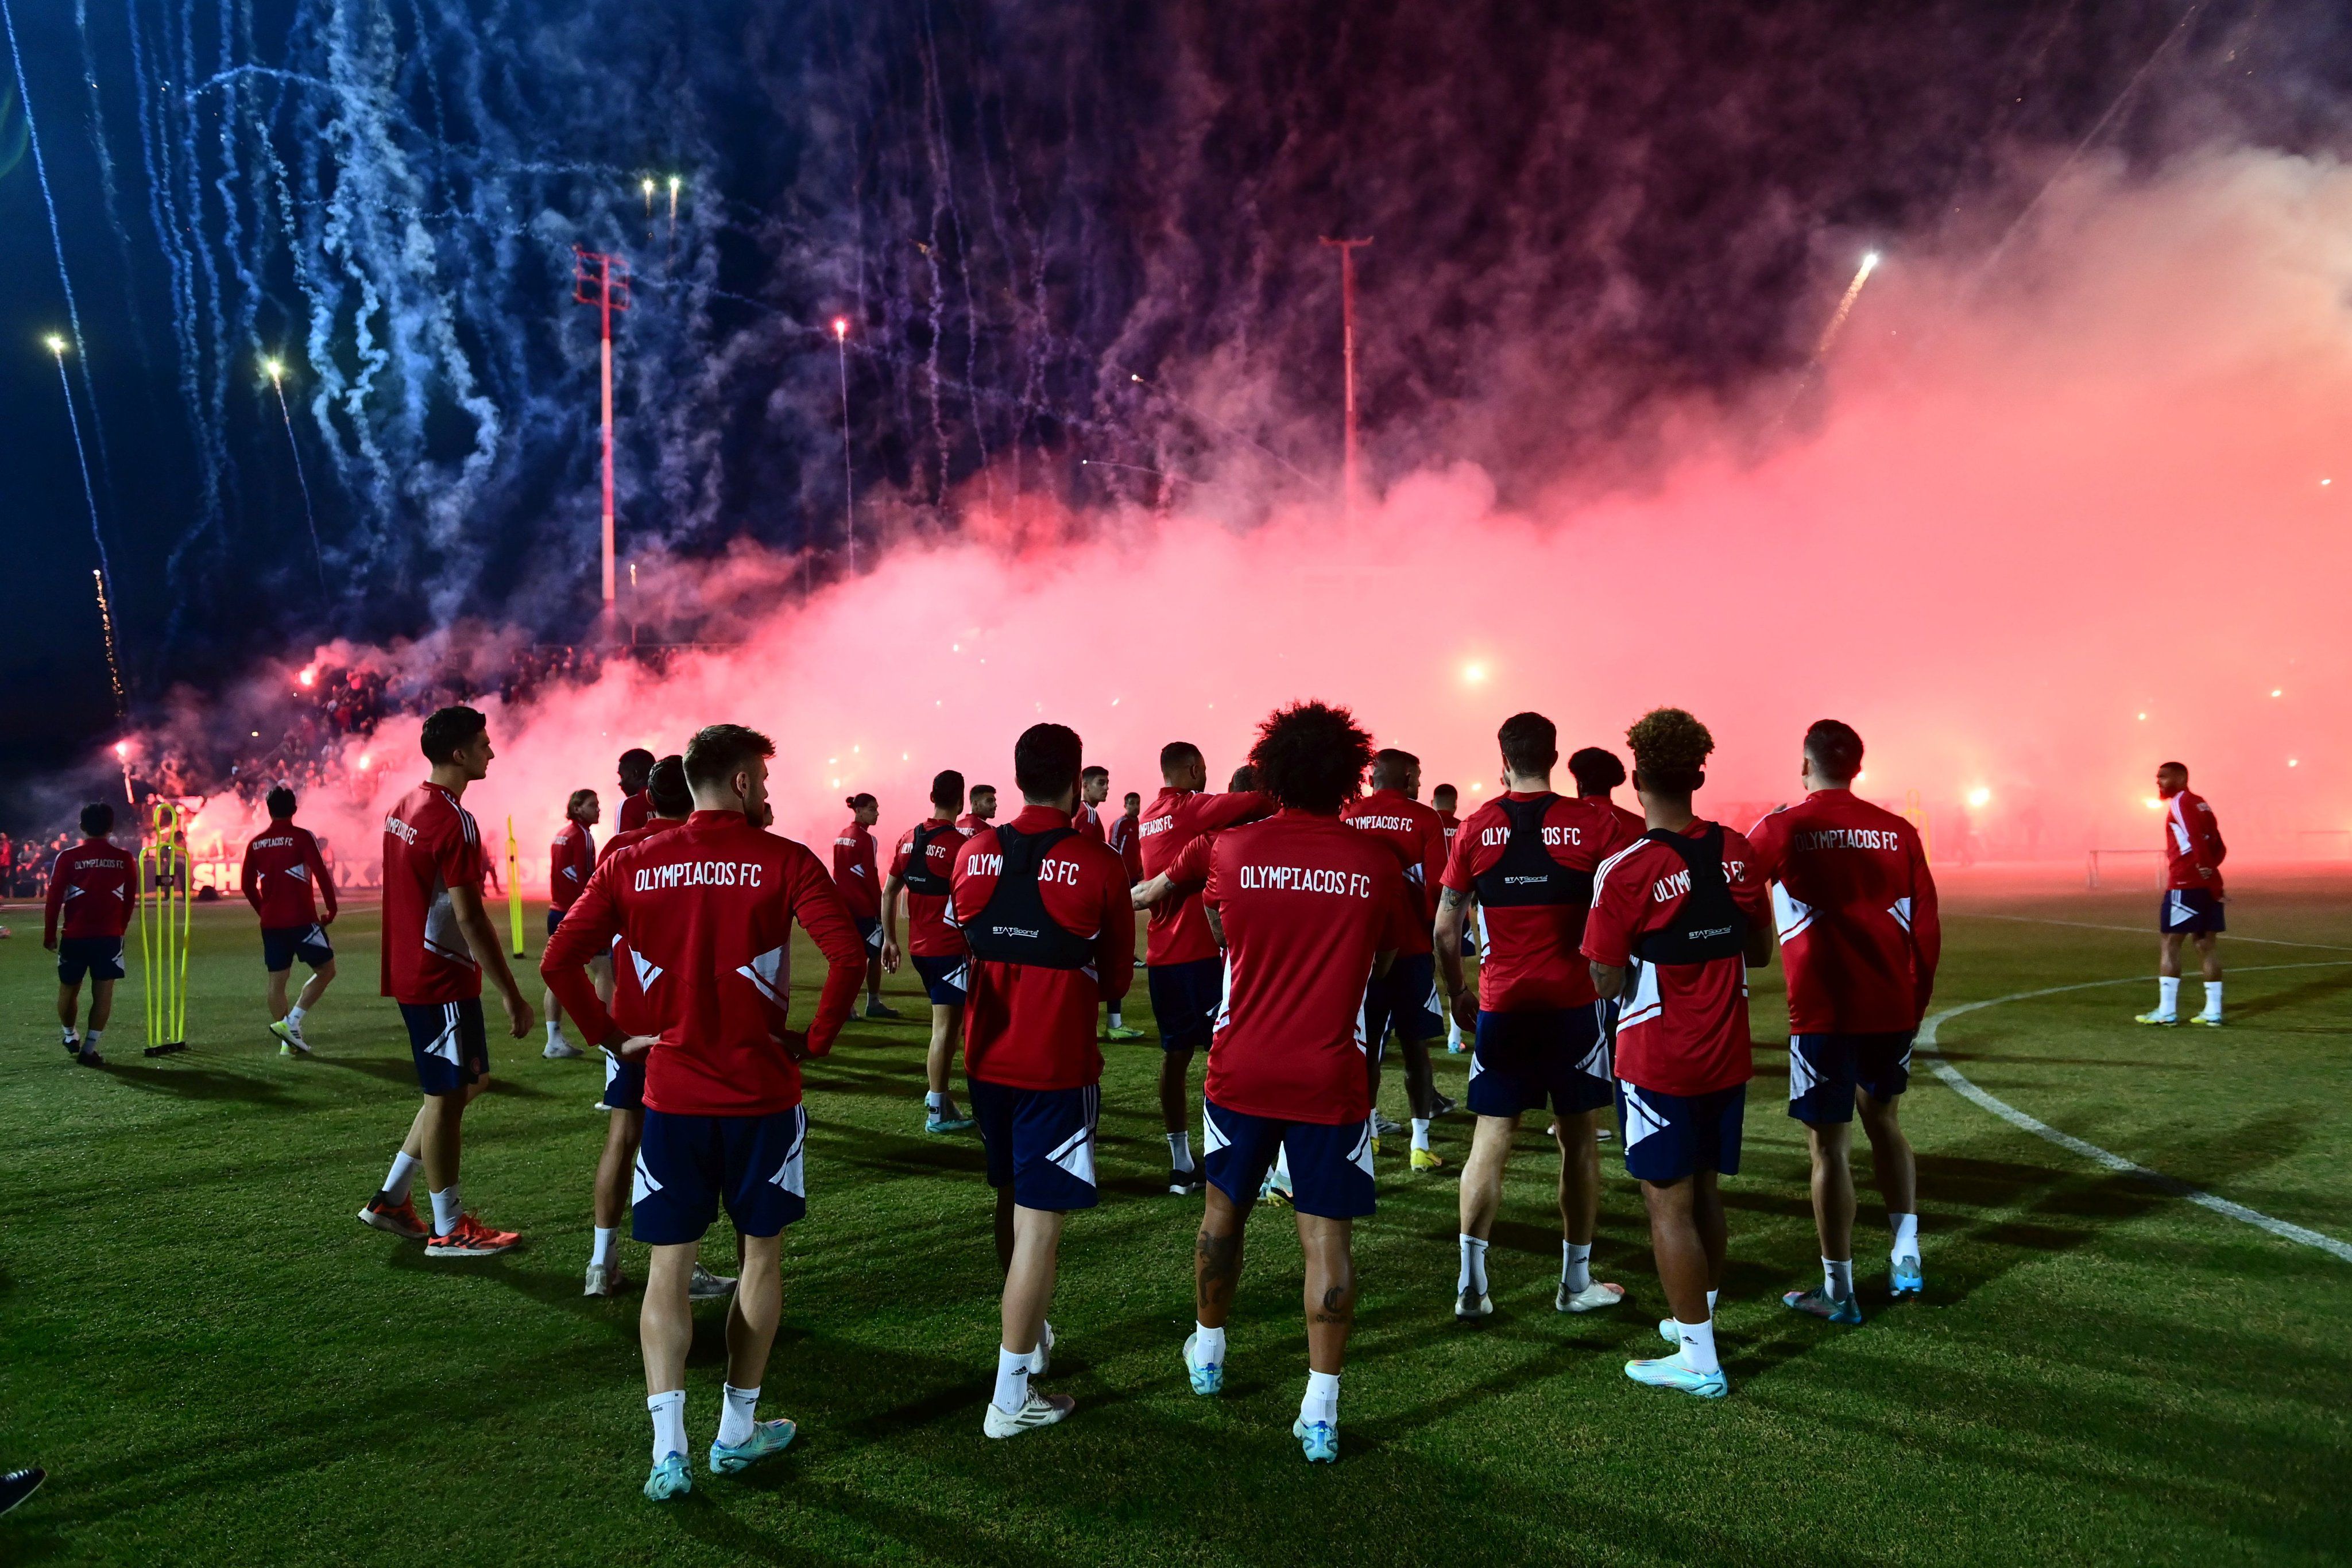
0, 869, 2346, 1565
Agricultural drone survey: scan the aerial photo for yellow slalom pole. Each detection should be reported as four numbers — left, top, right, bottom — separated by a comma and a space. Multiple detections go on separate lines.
172, 842, 191, 1045
139, 842, 158, 1048
506, 815, 525, 959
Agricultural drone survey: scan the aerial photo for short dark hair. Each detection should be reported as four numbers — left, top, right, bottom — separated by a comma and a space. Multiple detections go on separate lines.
420, 705, 487, 765
1626, 707, 1714, 795
1160, 741, 1202, 775
618, 748, 656, 788
1228, 764, 1258, 791
2158, 760, 2188, 778
80, 802, 114, 837
684, 725, 775, 792
971, 783, 999, 801
1248, 700, 1374, 815
567, 788, 598, 822
930, 769, 966, 811
1081, 764, 1109, 785
265, 785, 297, 820
1123, 791, 1140, 809
845, 791, 877, 811
647, 755, 693, 817
1371, 747, 1418, 788
1432, 783, 1458, 808
1566, 746, 1626, 795
1803, 720, 1864, 782
1497, 712, 1558, 776
1013, 724, 1084, 802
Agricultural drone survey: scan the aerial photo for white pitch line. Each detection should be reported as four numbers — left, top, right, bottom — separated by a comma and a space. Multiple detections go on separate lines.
1950, 912, 2352, 951
1920, 962, 2352, 1264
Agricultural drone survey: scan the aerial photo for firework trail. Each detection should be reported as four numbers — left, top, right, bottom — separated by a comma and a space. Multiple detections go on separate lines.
1814, 251, 1882, 358
74, 0, 149, 369
49, 338, 121, 697
266, 361, 328, 590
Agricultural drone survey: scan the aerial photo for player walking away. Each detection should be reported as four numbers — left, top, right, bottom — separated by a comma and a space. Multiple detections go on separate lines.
1071, 766, 1142, 1040
542, 723, 866, 1500
44, 803, 131, 1068
1184, 702, 1407, 1464
1748, 721, 1939, 1321
241, 786, 340, 1055
1108, 791, 1144, 885
2141, 761, 2227, 1027
543, 788, 602, 1059
358, 706, 535, 1258
951, 723, 1136, 1439
883, 772, 974, 1132
833, 793, 898, 1019
1583, 708, 1774, 1399
1341, 748, 1455, 1171
576, 756, 736, 1302
1135, 743, 1271, 1194
1432, 784, 1473, 1052
1434, 713, 1638, 1323
1569, 746, 1647, 840
957, 784, 999, 835
615, 748, 656, 834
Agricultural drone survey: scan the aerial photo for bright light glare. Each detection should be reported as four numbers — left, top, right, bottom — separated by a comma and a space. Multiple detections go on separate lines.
831, 316, 849, 339
641, 177, 655, 195
2143, 797, 2164, 810
263, 356, 284, 379
297, 667, 316, 687
44, 334, 65, 355
2270, 688, 2283, 698
1462, 661, 1487, 684
2136, 711, 2148, 721
2288, 758, 2300, 768
1965, 786, 1991, 809
113, 741, 129, 758
1862, 250, 1881, 269
668, 175, 681, 194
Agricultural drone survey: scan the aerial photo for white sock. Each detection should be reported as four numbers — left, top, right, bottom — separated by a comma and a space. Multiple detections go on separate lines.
993, 1346, 1032, 1415
1457, 1234, 1490, 1295
287, 1005, 308, 1028
1446, 1020, 1464, 1047
1109, 1009, 1124, 1028
63, 1025, 77, 1046
718, 1383, 759, 1447
1193, 1321, 1225, 1366
1411, 1118, 1432, 1152
1707, 1288, 1720, 1313
546, 1019, 562, 1042
1563, 1241, 1592, 1294
2202, 981, 2223, 1019
925, 1090, 945, 1112
647, 1389, 687, 1462
1027, 1319, 1055, 1373
592, 1226, 617, 1266
384, 1151, 421, 1203
1168, 1132, 1194, 1173
1890, 1212, 1920, 1263
430, 1186, 463, 1236
1301, 1369, 1340, 1428
1676, 1317, 1720, 1375
83, 1028, 103, 1052
2157, 975, 2180, 1016
1823, 1257, 1854, 1301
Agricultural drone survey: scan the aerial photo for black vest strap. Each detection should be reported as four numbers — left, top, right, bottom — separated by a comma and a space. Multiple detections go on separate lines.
962, 824, 1096, 970
1472, 794, 1595, 910
1630, 824, 1748, 965
903, 820, 956, 897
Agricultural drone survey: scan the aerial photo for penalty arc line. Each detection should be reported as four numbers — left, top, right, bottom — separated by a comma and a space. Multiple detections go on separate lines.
1949, 911, 2352, 952
1918, 962, 2352, 1264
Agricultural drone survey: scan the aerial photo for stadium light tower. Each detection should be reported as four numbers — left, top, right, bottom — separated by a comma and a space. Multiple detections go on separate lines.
572, 247, 631, 622
1318, 235, 1373, 526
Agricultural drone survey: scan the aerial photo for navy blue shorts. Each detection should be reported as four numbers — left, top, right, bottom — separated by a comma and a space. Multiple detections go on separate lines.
601, 1046, 647, 1112
56, 936, 125, 985
2161, 889, 2226, 934
911, 953, 969, 1006
633, 1106, 807, 1244
1619, 1082, 1746, 1183
261, 923, 334, 973
1148, 957, 1224, 1053
1788, 1031, 1913, 1123
400, 998, 489, 1096
1203, 1098, 1376, 1220
546, 905, 567, 938
855, 916, 883, 955
1469, 1006, 1612, 1118
969, 1079, 1099, 1212
1363, 953, 1441, 1054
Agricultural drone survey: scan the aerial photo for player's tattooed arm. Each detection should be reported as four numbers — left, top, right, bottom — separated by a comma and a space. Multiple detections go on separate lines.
1589, 960, 1626, 1001
1433, 885, 1473, 1021
1204, 905, 1225, 948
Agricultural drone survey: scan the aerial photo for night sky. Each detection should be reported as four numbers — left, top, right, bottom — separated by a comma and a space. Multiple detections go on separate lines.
3, 0, 2347, 778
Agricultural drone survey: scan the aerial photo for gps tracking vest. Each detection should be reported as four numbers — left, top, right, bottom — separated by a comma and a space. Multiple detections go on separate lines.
1473, 794, 1595, 911
961, 825, 1095, 970
903, 820, 957, 897
1630, 824, 1748, 965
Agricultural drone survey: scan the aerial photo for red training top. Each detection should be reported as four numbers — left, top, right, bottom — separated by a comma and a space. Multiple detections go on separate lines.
1106, 809, 1143, 884
955, 811, 992, 834
1202, 811, 1411, 1124
1581, 820, 1770, 1097
888, 818, 968, 957
1440, 792, 1636, 1011
381, 781, 485, 1005
1588, 795, 1646, 841
1436, 808, 1460, 857
598, 817, 682, 1035
1137, 787, 1272, 966
2163, 789, 2226, 893
951, 805, 1136, 1091
1747, 790, 1940, 1035
1070, 800, 1108, 844
617, 790, 651, 834
831, 820, 881, 921
550, 818, 596, 913
542, 810, 865, 1116
241, 822, 338, 928
45, 838, 133, 944
1339, 788, 1446, 958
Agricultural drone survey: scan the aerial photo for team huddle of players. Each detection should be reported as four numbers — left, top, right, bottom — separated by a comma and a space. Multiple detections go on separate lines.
32, 697, 2232, 1494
